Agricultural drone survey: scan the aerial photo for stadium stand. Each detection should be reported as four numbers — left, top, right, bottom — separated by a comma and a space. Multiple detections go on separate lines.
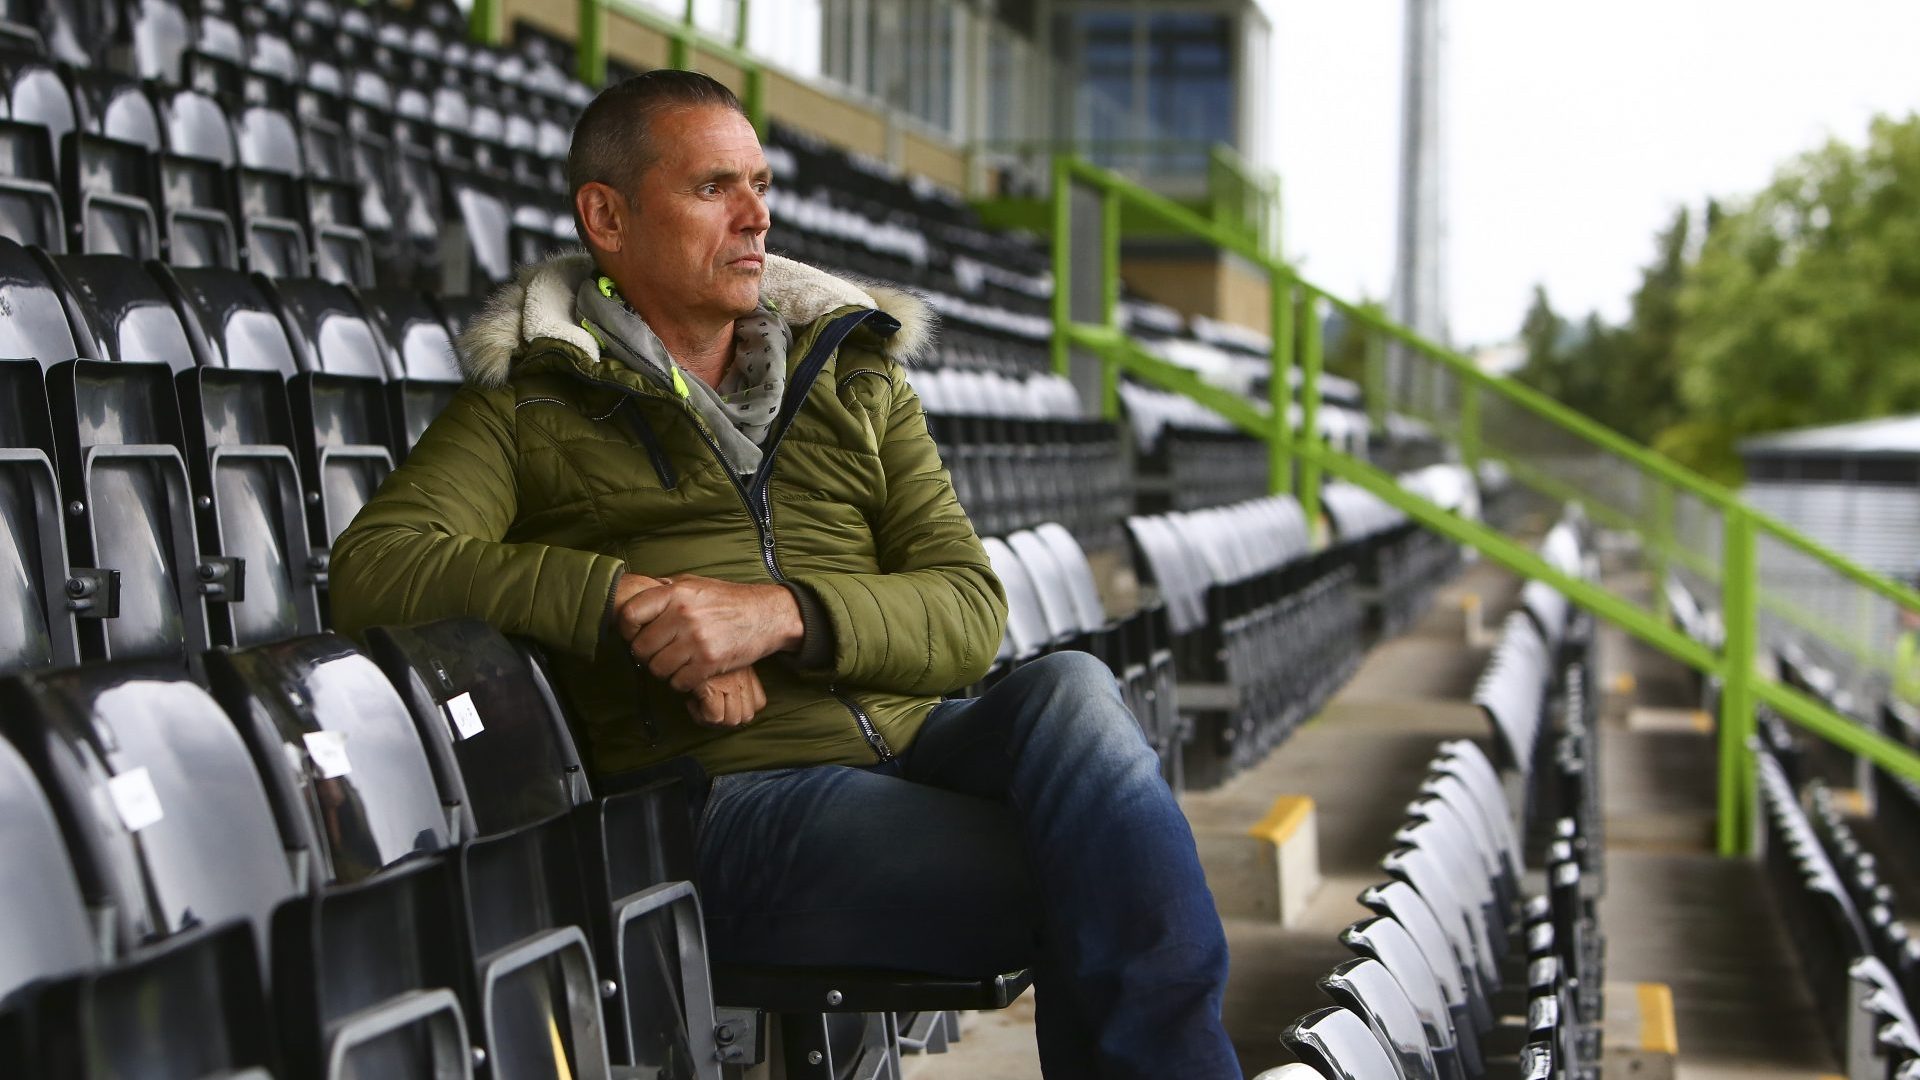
0, 1, 1521, 1074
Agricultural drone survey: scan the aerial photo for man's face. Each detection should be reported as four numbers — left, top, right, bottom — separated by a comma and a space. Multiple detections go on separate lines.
606, 104, 772, 325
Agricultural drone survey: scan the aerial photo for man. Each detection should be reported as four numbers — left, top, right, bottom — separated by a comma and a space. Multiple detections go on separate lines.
330, 71, 1238, 1078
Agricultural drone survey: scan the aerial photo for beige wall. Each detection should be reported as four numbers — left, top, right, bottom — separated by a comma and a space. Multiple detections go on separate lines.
903, 131, 967, 193
763, 73, 888, 157
502, 0, 577, 45
1121, 252, 1274, 336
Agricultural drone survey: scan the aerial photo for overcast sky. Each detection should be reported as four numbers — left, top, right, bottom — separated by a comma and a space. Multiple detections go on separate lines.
1272, 1, 1920, 348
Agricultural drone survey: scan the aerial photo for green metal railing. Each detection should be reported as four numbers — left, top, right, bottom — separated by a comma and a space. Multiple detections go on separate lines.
978, 139, 1280, 255
1052, 154, 1920, 857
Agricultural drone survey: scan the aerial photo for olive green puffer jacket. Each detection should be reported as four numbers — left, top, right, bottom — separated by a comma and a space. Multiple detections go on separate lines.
329, 251, 1007, 777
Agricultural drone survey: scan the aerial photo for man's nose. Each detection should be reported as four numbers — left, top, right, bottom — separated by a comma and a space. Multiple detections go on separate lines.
738, 190, 771, 234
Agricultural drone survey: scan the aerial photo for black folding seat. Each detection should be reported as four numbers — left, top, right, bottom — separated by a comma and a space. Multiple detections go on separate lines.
359, 286, 463, 454
60, 128, 162, 258
154, 86, 242, 269
442, 167, 514, 292
0, 729, 97, 1007
203, 633, 455, 887
48, 254, 223, 665
1341, 916, 1476, 1080
0, 50, 74, 224
270, 854, 478, 1080
1361, 879, 1492, 1039
0, 114, 62, 249
0, 660, 300, 962
364, 618, 718, 1074
234, 104, 328, 278
23, 919, 279, 1079
165, 265, 328, 645
1318, 957, 1440, 1080
263, 278, 398, 570
1280, 1006, 1401, 1080
0, 239, 83, 672
981, 536, 1050, 668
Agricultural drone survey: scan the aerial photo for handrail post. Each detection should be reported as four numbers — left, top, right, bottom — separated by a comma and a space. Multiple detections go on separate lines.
1269, 275, 1294, 497
1650, 482, 1676, 624
577, 0, 607, 85
467, 0, 501, 44
1100, 187, 1122, 419
1364, 333, 1386, 437
1458, 381, 1480, 473
1050, 156, 1071, 377
1299, 289, 1324, 533
735, 0, 751, 50
1718, 505, 1758, 857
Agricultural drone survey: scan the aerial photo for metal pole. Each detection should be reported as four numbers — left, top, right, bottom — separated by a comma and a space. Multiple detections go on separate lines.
1100, 190, 1122, 420
736, 0, 751, 50
1458, 381, 1480, 472
1269, 276, 1294, 497
577, 0, 607, 85
1300, 291, 1324, 534
1719, 505, 1758, 857
1050, 156, 1072, 377
467, 0, 501, 44
1651, 482, 1676, 624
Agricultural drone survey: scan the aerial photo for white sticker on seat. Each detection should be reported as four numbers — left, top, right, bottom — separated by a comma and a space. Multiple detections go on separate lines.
303, 730, 353, 779
445, 692, 484, 740
107, 767, 164, 832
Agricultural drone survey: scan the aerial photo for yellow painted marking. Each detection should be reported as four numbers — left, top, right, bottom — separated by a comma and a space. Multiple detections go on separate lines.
1250, 795, 1314, 845
1459, 593, 1480, 612
1690, 710, 1712, 733
1613, 672, 1637, 694
1636, 982, 1678, 1054
549, 1008, 574, 1079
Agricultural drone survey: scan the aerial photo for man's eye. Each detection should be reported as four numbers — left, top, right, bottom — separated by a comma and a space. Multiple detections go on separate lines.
700, 183, 721, 196
753, 183, 770, 196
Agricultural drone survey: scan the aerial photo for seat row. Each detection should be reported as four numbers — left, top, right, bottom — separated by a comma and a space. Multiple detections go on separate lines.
0, 615, 1035, 1079
920, 374, 1129, 549
1258, 738, 1600, 1080
0, 237, 468, 673
1758, 750, 1920, 1080
1128, 495, 1364, 789
0, 49, 572, 290
1323, 479, 1465, 641
980, 521, 1181, 788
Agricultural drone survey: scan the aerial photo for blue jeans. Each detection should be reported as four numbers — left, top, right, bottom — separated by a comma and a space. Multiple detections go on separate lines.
695, 651, 1240, 1079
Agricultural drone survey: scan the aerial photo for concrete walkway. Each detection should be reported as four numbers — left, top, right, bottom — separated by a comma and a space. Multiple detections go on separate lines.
912, 559, 1835, 1078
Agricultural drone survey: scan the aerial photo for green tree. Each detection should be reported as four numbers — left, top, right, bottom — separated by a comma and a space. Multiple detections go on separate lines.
1670, 114, 1920, 479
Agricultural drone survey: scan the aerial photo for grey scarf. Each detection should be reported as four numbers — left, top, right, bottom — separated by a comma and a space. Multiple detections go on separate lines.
577, 276, 792, 474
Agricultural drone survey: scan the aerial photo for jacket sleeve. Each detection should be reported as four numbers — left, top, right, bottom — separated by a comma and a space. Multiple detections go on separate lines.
787, 368, 1008, 693
328, 384, 626, 660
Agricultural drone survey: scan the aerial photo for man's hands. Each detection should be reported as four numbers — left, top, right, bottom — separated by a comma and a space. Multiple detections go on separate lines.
611, 572, 804, 727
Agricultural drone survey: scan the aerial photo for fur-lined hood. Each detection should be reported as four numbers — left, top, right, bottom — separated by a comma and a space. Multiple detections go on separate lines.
455, 249, 937, 388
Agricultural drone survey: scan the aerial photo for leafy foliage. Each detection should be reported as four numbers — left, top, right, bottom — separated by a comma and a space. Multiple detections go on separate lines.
1512, 114, 1920, 483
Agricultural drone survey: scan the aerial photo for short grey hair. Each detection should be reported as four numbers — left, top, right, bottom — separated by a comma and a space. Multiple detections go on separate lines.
566, 70, 747, 208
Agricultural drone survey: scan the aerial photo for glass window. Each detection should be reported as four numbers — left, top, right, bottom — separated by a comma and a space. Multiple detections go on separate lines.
1145, 13, 1233, 150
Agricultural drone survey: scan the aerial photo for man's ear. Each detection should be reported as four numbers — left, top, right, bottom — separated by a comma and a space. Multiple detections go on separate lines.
576, 182, 626, 254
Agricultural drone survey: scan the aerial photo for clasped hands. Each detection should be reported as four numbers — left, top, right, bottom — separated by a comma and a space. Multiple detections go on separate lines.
612, 572, 804, 729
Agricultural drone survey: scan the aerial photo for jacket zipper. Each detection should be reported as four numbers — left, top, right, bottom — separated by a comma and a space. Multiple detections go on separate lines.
576, 309, 895, 762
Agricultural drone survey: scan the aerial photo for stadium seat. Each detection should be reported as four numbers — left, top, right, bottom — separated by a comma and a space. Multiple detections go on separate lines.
0, 51, 75, 182
269, 854, 478, 1080
152, 86, 241, 269
1317, 957, 1440, 1080
363, 617, 590, 839
0, 117, 63, 250
1361, 880, 1493, 1038
1281, 1005, 1402, 1080
202, 632, 455, 886
19, 919, 279, 1079
357, 286, 462, 454
258, 277, 398, 583
42, 349, 213, 665
0, 729, 97, 1005
1339, 916, 1474, 1080
0, 660, 299, 961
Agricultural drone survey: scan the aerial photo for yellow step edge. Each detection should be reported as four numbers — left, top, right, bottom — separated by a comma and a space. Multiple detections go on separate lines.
1249, 795, 1314, 846
1636, 981, 1678, 1055
1613, 672, 1638, 694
